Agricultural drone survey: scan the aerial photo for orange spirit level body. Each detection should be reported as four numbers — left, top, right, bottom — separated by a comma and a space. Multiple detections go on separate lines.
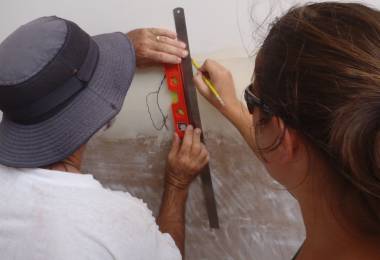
164, 64, 190, 139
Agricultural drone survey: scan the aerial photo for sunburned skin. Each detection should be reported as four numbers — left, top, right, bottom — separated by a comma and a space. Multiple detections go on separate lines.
45, 145, 86, 174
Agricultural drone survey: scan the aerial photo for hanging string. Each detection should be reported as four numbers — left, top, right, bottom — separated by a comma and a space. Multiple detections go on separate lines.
145, 75, 169, 131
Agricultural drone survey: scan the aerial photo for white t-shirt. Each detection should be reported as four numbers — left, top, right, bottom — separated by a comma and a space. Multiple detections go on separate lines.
0, 165, 181, 260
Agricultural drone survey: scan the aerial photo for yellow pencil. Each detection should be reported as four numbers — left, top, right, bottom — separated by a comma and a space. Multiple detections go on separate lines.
191, 59, 225, 106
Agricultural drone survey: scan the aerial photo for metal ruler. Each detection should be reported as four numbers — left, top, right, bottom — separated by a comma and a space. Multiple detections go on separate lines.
164, 7, 219, 228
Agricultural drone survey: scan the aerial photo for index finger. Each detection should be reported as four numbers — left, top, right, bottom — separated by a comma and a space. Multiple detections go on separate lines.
199, 59, 225, 79
150, 28, 178, 39
169, 133, 180, 158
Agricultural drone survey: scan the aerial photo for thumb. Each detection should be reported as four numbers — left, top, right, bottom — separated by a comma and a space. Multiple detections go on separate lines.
193, 72, 212, 98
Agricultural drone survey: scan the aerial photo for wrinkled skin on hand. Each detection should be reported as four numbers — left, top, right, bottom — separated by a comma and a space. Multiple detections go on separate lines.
126, 28, 188, 68
166, 125, 209, 190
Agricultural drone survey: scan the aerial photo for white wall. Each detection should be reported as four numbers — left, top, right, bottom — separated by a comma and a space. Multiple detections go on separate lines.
2, 0, 379, 56
1, 0, 379, 138
0, 0, 258, 57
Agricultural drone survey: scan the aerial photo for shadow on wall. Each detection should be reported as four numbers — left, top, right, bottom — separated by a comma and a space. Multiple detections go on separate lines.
99, 55, 255, 140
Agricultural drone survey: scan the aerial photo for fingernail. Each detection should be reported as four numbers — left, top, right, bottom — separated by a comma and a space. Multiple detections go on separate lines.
182, 50, 188, 57
195, 128, 201, 134
180, 42, 186, 48
187, 125, 193, 130
176, 57, 181, 63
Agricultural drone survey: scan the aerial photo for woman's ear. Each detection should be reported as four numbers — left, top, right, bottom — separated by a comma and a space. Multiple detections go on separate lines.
265, 117, 301, 165
258, 116, 310, 188
279, 127, 299, 163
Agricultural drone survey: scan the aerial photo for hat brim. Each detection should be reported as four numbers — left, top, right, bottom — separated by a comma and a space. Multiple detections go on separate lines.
0, 32, 135, 167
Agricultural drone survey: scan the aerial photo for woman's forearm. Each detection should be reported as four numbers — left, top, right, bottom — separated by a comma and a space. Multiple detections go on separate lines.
224, 102, 256, 151
157, 184, 188, 257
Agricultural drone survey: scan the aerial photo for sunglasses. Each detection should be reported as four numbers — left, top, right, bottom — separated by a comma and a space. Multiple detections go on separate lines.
244, 83, 273, 115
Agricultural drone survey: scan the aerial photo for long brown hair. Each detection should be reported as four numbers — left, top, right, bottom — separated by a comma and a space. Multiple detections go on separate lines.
254, 2, 380, 232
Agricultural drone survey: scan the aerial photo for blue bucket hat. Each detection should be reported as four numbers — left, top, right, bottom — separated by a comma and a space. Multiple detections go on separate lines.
0, 16, 135, 167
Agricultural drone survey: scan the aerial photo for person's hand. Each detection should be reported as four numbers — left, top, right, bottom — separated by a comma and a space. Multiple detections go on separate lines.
126, 28, 188, 68
166, 125, 209, 190
193, 59, 241, 118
